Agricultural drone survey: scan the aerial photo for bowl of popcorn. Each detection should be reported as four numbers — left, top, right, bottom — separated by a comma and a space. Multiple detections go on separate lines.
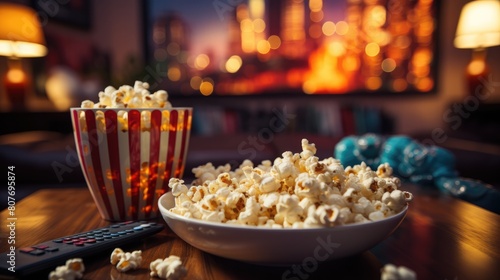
70, 81, 192, 221
158, 139, 411, 265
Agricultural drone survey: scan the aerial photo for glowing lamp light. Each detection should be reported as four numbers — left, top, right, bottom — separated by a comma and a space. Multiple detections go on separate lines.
454, 0, 500, 97
454, 0, 500, 49
0, 3, 47, 57
0, 3, 47, 111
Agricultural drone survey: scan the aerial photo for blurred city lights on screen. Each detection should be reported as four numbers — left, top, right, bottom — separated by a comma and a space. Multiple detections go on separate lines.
194, 54, 210, 70
150, 0, 437, 96
322, 21, 336, 36
268, 35, 281, 49
225, 55, 243, 73
365, 42, 380, 57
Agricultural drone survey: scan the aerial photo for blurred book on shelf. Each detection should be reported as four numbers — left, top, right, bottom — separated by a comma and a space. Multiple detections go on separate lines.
190, 105, 393, 137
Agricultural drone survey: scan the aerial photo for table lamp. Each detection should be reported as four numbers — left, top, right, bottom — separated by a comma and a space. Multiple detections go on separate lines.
454, 0, 500, 97
0, 3, 47, 110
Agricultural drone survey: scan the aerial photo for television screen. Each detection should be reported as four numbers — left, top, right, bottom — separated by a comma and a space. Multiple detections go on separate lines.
144, 0, 438, 97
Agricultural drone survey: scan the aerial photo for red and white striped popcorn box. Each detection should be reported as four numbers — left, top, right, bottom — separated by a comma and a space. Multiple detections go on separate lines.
70, 108, 192, 221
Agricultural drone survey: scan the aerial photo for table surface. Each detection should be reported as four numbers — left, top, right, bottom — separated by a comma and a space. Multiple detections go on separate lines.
1, 184, 499, 280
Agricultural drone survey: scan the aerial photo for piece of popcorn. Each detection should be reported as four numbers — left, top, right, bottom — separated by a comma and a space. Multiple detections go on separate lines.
80, 100, 94, 108
315, 205, 340, 226
275, 194, 304, 226
377, 163, 393, 178
110, 248, 142, 272
300, 139, 317, 160
169, 178, 188, 197
150, 255, 187, 280
380, 264, 417, 280
48, 258, 84, 280
382, 190, 413, 212
238, 196, 260, 225
295, 173, 321, 198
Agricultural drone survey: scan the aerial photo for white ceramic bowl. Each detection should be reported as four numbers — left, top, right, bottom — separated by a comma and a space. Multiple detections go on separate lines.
158, 192, 408, 266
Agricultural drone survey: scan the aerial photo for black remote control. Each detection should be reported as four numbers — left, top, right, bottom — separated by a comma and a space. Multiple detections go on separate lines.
0, 221, 164, 279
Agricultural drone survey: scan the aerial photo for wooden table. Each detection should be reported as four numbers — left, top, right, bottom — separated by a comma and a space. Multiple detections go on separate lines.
1, 185, 499, 280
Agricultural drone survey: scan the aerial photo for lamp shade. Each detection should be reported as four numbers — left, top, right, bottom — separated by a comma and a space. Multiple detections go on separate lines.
454, 0, 500, 49
0, 3, 47, 57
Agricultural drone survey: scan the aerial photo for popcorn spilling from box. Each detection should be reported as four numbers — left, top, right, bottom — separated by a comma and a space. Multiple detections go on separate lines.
78, 81, 174, 133
168, 139, 413, 228
81, 81, 172, 109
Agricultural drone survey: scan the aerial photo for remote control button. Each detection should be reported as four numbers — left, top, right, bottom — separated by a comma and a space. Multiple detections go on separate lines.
44, 247, 59, 252
20, 247, 35, 253
29, 250, 45, 256
34, 245, 49, 250
85, 239, 96, 243
74, 242, 85, 246
133, 226, 144, 231
140, 224, 151, 228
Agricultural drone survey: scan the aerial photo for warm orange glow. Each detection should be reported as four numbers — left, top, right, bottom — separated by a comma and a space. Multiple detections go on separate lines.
328, 41, 345, 57
256, 40, 271, 54
225, 55, 243, 73
392, 78, 408, 92
0, 3, 47, 57
365, 42, 380, 57
200, 79, 214, 96
190, 76, 202, 90
366, 77, 382, 90
335, 21, 349, 35
286, 69, 305, 88
268, 35, 281, 49
310, 11, 324, 22
194, 54, 210, 70
240, 18, 254, 32
309, 0, 323, 12
467, 60, 486, 76
6, 68, 26, 83
381, 58, 397, 72
253, 19, 266, 33
167, 66, 181, 81
368, 5, 386, 27
303, 43, 349, 94
415, 77, 433, 91
322, 21, 336, 36
309, 24, 323, 39
249, 0, 265, 19
412, 48, 432, 67
342, 55, 360, 72
282, 0, 305, 42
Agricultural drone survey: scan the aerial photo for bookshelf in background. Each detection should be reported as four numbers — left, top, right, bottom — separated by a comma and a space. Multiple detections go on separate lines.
191, 104, 393, 137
